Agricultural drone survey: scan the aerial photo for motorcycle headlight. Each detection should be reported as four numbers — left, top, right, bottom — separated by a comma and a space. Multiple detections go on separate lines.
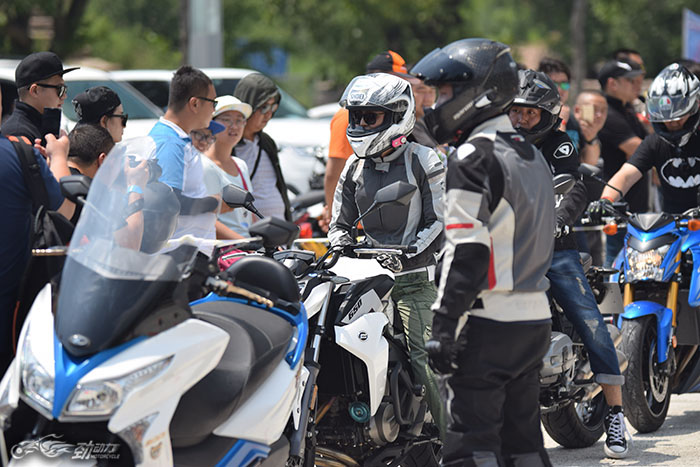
626, 244, 671, 281
20, 345, 54, 415
63, 357, 171, 418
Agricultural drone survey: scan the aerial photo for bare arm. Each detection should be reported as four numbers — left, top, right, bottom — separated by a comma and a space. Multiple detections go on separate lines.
215, 220, 244, 240
320, 157, 348, 231
601, 163, 643, 201
44, 133, 75, 219
580, 141, 601, 166
619, 136, 643, 159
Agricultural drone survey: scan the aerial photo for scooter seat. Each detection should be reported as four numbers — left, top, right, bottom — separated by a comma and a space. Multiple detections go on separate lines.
170, 300, 293, 448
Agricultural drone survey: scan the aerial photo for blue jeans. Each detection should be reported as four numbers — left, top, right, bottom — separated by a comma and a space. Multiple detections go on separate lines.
605, 230, 626, 268
547, 249, 624, 385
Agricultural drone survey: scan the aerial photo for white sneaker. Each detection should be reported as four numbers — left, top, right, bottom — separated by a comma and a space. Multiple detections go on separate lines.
604, 408, 631, 459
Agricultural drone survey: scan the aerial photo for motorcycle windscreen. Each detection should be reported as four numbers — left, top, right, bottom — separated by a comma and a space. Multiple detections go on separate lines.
55, 137, 198, 358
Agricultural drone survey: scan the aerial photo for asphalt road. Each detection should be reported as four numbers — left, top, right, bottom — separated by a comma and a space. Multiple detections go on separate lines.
544, 393, 700, 466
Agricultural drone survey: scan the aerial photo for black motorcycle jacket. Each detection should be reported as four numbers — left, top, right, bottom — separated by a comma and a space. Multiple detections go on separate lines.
433, 115, 555, 323
538, 130, 588, 251
328, 141, 444, 272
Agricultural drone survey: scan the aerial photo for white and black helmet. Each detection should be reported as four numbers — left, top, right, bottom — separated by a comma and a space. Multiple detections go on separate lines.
647, 63, 700, 147
340, 73, 416, 158
512, 69, 562, 145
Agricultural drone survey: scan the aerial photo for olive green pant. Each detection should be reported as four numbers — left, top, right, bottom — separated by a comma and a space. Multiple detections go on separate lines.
392, 270, 447, 440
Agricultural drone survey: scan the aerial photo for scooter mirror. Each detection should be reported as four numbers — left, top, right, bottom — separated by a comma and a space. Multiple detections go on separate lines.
249, 217, 300, 249
553, 174, 575, 196
222, 184, 263, 218
60, 174, 91, 206
374, 181, 417, 207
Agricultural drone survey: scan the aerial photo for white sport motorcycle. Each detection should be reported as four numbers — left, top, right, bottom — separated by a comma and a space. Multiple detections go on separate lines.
0, 139, 309, 467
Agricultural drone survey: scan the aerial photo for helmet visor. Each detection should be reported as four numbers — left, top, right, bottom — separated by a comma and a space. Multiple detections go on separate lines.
647, 93, 698, 122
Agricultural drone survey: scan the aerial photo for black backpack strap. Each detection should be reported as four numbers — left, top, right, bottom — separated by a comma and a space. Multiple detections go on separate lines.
9, 137, 50, 210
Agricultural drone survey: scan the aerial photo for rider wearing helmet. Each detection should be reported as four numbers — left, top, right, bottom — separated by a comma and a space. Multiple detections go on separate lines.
593, 63, 700, 214
413, 39, 555, 466
328, 72, 447, 438
511, 70, 629, 459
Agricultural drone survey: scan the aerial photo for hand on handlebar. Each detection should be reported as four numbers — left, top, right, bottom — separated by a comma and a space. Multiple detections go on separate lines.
376, 253, 403, 273
555, 216, 570, 238
587, 198, 615, 224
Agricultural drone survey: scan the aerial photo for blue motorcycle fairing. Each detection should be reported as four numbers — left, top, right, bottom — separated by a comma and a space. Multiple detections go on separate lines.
621, 301, 673, 363
190, 293, 308, 368
215, 439, 270, 467
53, 335, 146, 419
685, 240, 700, 306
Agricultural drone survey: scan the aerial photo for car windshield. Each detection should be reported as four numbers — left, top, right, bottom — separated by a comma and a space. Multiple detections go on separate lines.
64, 80, 163, 120
56, 137, 198, 355
210, 78, 308, 118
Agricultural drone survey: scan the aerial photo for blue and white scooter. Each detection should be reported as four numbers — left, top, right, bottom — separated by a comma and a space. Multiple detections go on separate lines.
0, 139, 309, 466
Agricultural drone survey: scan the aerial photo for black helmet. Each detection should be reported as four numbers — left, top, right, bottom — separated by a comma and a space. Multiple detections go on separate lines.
411, 38, 519, 144
647, 63, 700, 147
511, 69, 562, 144
140, 181, 181, 254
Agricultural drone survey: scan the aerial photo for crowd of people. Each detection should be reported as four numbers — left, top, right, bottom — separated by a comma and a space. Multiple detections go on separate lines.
1, 37, 700, 466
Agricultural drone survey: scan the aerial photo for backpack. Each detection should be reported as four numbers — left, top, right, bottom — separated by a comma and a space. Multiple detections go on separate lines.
8, 137, 74, 352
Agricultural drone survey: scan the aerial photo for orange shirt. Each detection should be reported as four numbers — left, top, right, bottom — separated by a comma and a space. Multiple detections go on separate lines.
328, 108, 354, 160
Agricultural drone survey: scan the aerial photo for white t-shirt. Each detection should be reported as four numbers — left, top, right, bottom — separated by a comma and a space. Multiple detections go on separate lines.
202, 156, 253, 236
235, 135, 286, 219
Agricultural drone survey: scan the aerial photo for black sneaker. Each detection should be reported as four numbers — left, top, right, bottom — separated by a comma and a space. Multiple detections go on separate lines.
604, 407, 630, 459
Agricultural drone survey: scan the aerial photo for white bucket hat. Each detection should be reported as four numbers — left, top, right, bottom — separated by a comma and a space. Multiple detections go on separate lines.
213, 95, 253, 120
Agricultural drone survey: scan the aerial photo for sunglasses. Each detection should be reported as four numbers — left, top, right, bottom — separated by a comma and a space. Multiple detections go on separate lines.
196, 96, 217, 107
350, 110, 383, 126
35, 83, 68, 98
257, 103, 279, 115
108, 113, 128, 127
191, 130, 216, 145
555, 82, 571, 91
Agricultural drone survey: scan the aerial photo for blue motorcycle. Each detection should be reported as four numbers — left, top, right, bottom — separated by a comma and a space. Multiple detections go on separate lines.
605, 208, 700, 433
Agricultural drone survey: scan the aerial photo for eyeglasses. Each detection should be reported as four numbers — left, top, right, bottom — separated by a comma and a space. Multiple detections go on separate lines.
257, 103, 279, 115
215, 116, 246, 128
196, 96, 217, 107
555, 82, 571, 91
108, 113, 128, 127
35, 83, 68, 98
350, 110, 383, 126
191, 130, 216, 145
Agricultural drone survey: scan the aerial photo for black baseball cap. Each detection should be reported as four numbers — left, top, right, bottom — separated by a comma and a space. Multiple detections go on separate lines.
15, 51, 79, 88
72, 86, 121, 123
597, 58, 644, 88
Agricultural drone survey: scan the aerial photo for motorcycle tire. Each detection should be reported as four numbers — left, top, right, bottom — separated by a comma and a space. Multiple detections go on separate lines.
395, 443, 439, 467
541, 392, 606, 448
621, 316, 671, 433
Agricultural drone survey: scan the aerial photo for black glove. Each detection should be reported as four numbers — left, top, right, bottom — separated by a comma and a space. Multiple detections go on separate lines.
376, 253, 403, 273
587, 198, 614, 224
341, 244, 358, 258
426, 314, 461, 375
555, 215, 570, 238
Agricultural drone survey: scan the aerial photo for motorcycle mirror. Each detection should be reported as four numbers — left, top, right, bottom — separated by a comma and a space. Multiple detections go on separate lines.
249, 217, 300, 250
222, 184, 264, 219
578, 163, 601, 179
60, 174, 91, 206
553, 174, 576, 196
374, 181, 417, 207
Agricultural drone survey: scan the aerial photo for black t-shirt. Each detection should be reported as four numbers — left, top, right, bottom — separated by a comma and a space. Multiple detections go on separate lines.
628, 130, 700, 214
599, 96, 648, 212
539, 130, 587, 251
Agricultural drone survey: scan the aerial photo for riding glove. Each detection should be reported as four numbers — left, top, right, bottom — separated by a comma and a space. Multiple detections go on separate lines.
427, 314, 461, 375
587, 198, 614, 224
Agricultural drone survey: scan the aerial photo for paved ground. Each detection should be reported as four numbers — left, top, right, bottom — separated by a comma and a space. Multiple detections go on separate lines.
544, 393, 700, 466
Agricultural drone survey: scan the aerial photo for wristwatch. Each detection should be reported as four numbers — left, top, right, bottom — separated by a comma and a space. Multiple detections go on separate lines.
127, 185, 144, 195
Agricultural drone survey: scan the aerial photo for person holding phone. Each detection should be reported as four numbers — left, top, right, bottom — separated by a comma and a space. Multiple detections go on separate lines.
572, 90, 609, 166
2, 52, 78, 143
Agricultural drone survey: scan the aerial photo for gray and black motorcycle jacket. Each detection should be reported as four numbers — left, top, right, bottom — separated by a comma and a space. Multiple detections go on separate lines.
538, 129, 588, 251
432, 115, 555, 323
328, 142, 445, 273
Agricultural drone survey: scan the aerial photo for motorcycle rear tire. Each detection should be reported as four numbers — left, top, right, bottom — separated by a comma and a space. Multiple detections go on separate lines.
395, 443, 439, 467
541, 393, 606, 448
621, 316, 671, 433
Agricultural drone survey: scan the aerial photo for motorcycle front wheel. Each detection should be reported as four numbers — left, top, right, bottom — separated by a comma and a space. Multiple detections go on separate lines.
621, 316, 672, 433
541, 392, 607, 448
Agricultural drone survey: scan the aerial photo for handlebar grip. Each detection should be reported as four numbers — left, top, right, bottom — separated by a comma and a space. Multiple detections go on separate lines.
372, 244, 417, 253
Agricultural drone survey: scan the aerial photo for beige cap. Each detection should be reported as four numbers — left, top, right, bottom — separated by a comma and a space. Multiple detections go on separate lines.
213, 95, 253, 119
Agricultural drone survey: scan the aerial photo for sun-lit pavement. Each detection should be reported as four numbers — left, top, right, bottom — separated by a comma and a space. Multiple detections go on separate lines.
544, 393, 700, 466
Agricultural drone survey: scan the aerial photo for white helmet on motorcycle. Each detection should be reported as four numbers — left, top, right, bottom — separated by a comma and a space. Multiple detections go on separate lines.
340, 73, 416, 158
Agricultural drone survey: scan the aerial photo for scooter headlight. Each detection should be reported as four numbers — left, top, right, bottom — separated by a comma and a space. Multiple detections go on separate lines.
63, 357, 171, 418
626, 244, 671, 281
20, 346, 54, 415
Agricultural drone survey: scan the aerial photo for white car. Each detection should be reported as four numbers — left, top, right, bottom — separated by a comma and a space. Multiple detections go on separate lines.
112, 68, 329, 194
0, 63, 162, 140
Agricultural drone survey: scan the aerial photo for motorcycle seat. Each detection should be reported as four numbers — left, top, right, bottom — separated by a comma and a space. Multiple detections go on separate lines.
170, 300, 293, 448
